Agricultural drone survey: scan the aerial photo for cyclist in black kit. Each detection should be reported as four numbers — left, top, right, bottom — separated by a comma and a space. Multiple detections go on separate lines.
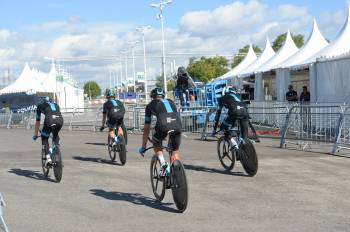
100, 89, 126, 146
213, 86, 249, 142
33, 96, 64, 166
138, 87, 182, 174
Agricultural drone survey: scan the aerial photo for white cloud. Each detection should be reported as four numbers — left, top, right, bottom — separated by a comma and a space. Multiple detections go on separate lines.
0, 1, 348, 89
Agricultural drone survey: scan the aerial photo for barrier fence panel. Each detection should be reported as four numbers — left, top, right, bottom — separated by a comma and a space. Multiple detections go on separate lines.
280, 105, 344, 153
333, 106, 350, 154
0, 193, 9, 232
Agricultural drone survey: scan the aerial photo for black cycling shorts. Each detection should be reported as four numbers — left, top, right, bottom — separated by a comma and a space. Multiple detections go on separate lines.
41, 116, 63, 138
152, 130, 181, 151
107, 117, 123, 129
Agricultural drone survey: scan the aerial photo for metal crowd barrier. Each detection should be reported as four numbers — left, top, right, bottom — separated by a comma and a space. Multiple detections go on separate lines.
1, 102, 350, 154
0, 193, 9, 232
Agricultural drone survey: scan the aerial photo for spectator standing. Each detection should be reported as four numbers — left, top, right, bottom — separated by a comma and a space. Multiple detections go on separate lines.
300, 86, 310, 103
286, 85, 298, 102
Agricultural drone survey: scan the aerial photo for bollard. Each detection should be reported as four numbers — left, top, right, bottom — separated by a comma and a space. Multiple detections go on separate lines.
0, 193, 9, 232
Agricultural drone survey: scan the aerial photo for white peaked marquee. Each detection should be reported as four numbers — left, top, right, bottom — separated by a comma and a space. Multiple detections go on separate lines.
0, 64, 46, 94
253, 30, 299, 101
238, 37, 275, 78
217, 44, 257, 81
274, 20, 329, 101
298, 6, 350, 68
0, 63, 84, 109
255, 30, 299, 73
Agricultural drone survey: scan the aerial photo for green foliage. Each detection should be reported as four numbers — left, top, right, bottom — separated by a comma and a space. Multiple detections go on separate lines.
155, 75, 174, 91
186, 56, 229, 83
232, 45, 262, 68
83, 81, 101, 99
272, 33, 304, 51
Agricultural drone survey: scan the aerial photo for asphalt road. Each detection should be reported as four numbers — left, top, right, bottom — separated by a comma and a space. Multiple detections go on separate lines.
0, 129, 349, 232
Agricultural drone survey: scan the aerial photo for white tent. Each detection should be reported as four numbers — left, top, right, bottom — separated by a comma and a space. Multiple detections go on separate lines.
255, 30, 299, 73
0, 64, 46, 94
238, 37, 275, 77
297, 6, 350, 68
278, 20, 329, 69
274, 20, 328, 101
217, 44, 257, 81
0, 63, 84, 109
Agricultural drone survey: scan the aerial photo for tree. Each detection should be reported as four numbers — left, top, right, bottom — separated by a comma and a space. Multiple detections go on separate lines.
83, 81, 101, 99
272, 33, 304, 51
232, 45, 262, 68
155, 75, 174, 91
186, 56, 229, 83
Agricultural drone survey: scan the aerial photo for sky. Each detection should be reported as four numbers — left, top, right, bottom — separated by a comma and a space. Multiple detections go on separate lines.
0, 0, 349, 89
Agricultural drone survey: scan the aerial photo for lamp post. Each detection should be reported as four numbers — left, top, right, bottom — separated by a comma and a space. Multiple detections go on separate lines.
120, 50, 128, 92
151, 0, 172, 96
136, 25, 151, 102
127, 40, 139, 92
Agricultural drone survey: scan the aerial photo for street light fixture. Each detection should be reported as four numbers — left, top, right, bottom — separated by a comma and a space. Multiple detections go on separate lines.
150, 0, 172, 96
136, 25, 151, 102
120, 50, 129, 92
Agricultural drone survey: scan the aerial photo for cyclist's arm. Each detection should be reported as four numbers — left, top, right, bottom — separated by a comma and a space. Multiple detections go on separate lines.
101, 113, 107, 127
34, 106, 41, 136
213, 106, 223, 131
142, 105, 152, 148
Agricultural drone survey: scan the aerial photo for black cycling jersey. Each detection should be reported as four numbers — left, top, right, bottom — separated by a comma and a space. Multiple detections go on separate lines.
214, 93, 249, 133
103, 99, 125, 128
145, 98, 182, 150
36, 101, 62, 122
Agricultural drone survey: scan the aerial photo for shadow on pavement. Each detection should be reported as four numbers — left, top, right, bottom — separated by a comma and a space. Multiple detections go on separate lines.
8, 168, 55, 182
73, 156, 122, 166
184, 164, 248, 177
85, 142, 108, 146
90, 189, 179, 213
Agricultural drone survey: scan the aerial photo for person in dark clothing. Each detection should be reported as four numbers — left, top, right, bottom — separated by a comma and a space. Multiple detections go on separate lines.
176, 66, 190, 107
100, 89, 126, 146
138, 87, 182, 175
33, 97, 64, 167
286, 85, 298, 102
300, 86, 310, 103
213, 86, 249, 144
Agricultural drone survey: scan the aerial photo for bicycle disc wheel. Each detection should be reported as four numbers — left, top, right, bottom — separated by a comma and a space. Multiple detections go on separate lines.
171, 160, 188, 213
118, 135, 127, 165
217, 136, 235, 171
150, 155, 166, 201
239, 139, 258, 177
108, 136, 116, 162
53, 146, 63, 182
121, 123, 128, 145
41, 149, 49, 177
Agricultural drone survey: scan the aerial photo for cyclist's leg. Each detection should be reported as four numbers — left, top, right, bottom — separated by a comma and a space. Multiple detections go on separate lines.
116, 118, 124, 136
152, 131, 166, 165
41, 124, 51, 155
220, 115, 233, 132
107, 119, 117, 139
52, 118, 63, 146
239, 118, 249, 140
169, 131, 181, 164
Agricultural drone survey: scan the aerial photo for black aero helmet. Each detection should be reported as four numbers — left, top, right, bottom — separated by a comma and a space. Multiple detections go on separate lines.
150, 87, 165, 98
105, 88, 115, 98
177, 66, 187, 76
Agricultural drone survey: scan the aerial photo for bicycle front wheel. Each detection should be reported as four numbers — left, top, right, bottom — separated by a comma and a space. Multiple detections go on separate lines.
118, 135, 127, 165
171, 160, 188, 213
53, 146, 63, 182
239, 139, 258, 177
41, 149, 49, 177
217, 136, 235, 171
150, 155, 166, 201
